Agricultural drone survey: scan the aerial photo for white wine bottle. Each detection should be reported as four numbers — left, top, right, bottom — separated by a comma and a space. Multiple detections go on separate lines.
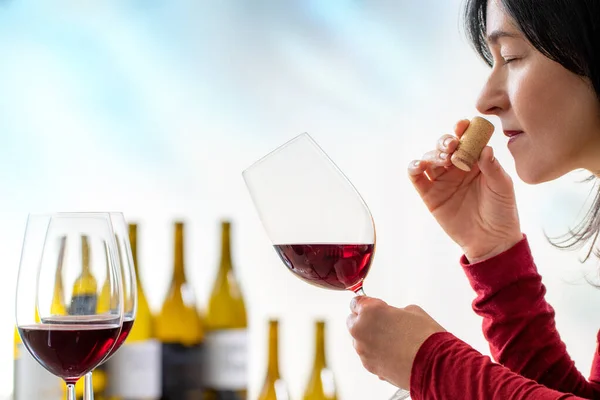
71, 235, 98, 315
203, 220, 248, 400
154, 221, 204, 400
302, 321, 338, 400
13, 237, 66, 400
258, 320, 290, 400
106, 223, 162, 400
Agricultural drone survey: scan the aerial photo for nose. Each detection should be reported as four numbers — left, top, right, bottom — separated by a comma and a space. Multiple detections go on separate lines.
475, 67, 509, 116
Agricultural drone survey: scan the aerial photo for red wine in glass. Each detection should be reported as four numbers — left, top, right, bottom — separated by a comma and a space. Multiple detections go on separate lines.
273, 243, 374, 293
104, 317, 135, 360
18, 324, 120, 384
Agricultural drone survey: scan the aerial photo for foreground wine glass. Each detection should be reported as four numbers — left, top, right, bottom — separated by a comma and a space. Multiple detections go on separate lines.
242, 133, 410, 400
15, 213, 123, 400
83, 212, 137, 400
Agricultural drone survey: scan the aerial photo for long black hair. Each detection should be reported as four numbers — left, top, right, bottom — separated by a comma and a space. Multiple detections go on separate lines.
464, 0, 600, 261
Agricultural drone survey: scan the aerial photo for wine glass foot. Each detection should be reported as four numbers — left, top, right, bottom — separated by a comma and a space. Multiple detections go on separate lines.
389, 388, 410, 400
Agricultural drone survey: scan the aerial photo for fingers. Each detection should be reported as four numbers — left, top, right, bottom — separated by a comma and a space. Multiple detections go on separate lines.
454, 119, 470, 138
403, 304, 425, 314
348, 297, 389, 345
350, 296, 386, 314
408, 120, 470, 194
346, 312, 357, 331
407, 150, 451, 194
350, 296, 360, 314
477, 146, 514, 195
408, 160, 434, 196
436, 134, 459, 155
413, 135, 460, 179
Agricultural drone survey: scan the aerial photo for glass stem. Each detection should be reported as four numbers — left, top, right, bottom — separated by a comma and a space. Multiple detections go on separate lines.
354, 287, 366, 296
66, 383, 76, 400
84, 371, 94, 400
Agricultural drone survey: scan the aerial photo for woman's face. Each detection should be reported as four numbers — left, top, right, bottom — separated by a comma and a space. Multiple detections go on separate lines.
476, 0, 600, 184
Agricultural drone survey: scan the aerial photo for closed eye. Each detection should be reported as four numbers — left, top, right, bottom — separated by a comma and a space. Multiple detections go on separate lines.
502, 56, 520, 65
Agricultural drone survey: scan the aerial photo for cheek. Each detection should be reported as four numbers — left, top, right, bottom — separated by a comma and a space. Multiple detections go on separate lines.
508, 64, 600, 181
510, 67, 561, 131
506, 68, 570, 182
511, 65, 588, 149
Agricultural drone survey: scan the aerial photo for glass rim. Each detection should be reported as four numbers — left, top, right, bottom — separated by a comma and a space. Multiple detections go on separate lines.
240, 132, 374, 221
26, 212, 123, 218
242, 132, 316, 177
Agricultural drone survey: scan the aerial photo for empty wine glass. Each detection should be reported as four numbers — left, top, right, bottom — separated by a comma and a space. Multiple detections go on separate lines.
15, 213, 124, 400
83, 212, 137, 400
242, 133, 410, 400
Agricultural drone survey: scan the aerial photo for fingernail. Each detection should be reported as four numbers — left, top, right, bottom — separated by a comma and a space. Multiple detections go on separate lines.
439, 152, 448, 160
443, 137, 453, 147
411, 160, 421, 168
350, 297, 358, 311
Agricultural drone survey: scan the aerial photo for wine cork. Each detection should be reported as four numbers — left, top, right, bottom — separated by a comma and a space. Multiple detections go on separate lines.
450, 116, 495, 171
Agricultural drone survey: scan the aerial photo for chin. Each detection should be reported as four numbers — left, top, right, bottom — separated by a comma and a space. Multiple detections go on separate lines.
515, 163, 567, 185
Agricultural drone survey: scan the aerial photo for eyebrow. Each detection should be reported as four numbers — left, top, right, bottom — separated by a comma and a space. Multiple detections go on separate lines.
487, 30, 521, 45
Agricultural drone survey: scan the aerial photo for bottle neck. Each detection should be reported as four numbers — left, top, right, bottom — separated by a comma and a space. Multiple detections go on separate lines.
55, 236, 65, 296
219, 221, 232, 274
313, 321, 327, 368
81, 235, 92, 275
129, 224, 142, 284
173, 223, 186, 285
105, 241, 112, 280
53, 273, 64, 302
267, 321, 280, 379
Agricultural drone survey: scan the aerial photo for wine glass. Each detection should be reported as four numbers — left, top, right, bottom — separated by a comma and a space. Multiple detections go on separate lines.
83, 212, 137, 400
15, 213, 124, 400
242, 133, 410, 400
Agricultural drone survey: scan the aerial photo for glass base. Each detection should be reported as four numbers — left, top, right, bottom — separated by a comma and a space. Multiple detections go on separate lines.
389, 388, 410, 400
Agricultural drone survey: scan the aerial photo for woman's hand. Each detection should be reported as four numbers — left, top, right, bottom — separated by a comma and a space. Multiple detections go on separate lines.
408, 119, 522, 263
347, 296, 445, 389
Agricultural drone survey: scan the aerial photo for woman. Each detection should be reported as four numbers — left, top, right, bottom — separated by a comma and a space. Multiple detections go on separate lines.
346, 0, 600, 398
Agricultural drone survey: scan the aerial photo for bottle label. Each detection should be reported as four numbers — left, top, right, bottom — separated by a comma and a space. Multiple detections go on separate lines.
105, 339, 162, 398
14, 344, 64, 400
202, 329, 248, 390
320, 369, 337, 398
161, 343, 204, 399
69, 294, 97, 315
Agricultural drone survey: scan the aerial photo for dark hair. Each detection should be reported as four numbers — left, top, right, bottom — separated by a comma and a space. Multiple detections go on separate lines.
464, 0, 600, 261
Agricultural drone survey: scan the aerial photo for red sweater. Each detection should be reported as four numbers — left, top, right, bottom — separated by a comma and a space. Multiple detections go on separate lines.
410, 236, 600, 399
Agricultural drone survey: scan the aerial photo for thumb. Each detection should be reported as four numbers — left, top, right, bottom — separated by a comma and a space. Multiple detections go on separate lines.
350, 296, 387, 314
477, 147, 514, 194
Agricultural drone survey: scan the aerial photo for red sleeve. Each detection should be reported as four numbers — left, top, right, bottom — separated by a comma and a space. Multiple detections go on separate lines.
459, 235, 600, 397
410, 332, 584, 399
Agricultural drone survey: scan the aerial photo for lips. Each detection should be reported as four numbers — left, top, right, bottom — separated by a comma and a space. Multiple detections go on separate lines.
503, 130, 523, 138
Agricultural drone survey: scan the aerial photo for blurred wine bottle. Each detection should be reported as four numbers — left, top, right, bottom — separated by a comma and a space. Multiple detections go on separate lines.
203, 220, 248, 400
302, 321, 338, 400
13, 237, 66, 400
71, 235, 98, 314
97, 241, 113, 315
106, 223, 162, 400
155, 221, 204, 400
258, 320, 290, 400
71, 235, 106, 400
